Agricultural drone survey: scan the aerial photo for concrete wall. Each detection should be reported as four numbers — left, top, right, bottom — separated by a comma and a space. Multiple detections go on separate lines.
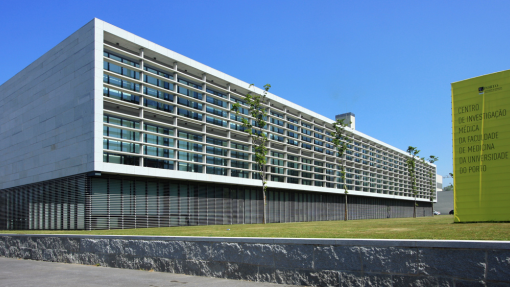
1, 235, 509, 286
436, 190, 454, 215
0, 20, 97, 189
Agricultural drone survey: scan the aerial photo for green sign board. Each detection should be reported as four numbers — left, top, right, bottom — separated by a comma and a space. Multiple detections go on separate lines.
452, 70, 510, 222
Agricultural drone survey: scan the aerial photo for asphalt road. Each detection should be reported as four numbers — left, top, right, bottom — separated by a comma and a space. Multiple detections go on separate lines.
0, 257, 291, 287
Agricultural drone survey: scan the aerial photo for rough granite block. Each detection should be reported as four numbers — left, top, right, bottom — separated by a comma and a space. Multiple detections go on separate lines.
78, 252, 104, 266
185, 241, 211, 261
61, 237, 80, 253
80, 238, 112, 254
19, 237, 38, 250
360, 246, 419, 274
392, 275, 453, 287
485, 282, 510, 287
20, 247, 32, 259
453, 279, 487, 287
243, 243, 276, 266
257, 266, 277, 284
0, 238, 6, 256
364, 273, 394, 287
5, 236, 19, 250
151, 257, 173, 273
143, 240, 186, 259
42, 249, 68, 262
139, 257, 157, 271
339, 271, 366, 287
487, 250, 510, 282
8, 245, 21, 258
314, 245, 362, 271
274, 244, 314, 269
224, 262, 259, 282
183, 260, 216, 277
210, 242, 275, 266
122, 240, 150, 257
36, 237, 63, 251
419, 248, 486, 280
30, 248, 43, 261
275, 268, 340, 286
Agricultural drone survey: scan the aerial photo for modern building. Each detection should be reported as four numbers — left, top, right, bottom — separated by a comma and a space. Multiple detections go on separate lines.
0, 19, 436, 230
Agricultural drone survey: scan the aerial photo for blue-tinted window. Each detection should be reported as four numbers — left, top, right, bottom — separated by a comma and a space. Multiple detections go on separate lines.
104, 50, 139, 67
103, 74, 140, 92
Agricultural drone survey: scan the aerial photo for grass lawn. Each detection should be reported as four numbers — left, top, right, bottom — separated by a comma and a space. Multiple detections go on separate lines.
1, 215, 509, 240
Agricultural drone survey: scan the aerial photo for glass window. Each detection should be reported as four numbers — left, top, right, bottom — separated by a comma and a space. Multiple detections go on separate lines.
177, 108, 203, 121
287, 117, 298, 123
144, 98, 173, 113
144, 87, 173, 102
144, 65, 173, 79
231, 160, 250, 169
103, 139, 140, 154
206, 156, 227, 166
231, 169, 249, 178
206, 116, 228, 127
144, 158, 174, 170
178, 140, 203, 152
104, 50, 140, 67
231, 142, 249, 151
206, 96, 227, 108
104, 61, 140, 79
206, 166, 227, 175
206, 88, 227, 98
144, 146, 174, 158
103, 74, 140, 91
178, 151, 203, 162
231, 151, 249, 160
178, 162, 203, 173
178, 97, 202, 110
103, 87, 140, 104
103, 152, 139, 165
206, 146, 227, 156
178, 131, 202, 141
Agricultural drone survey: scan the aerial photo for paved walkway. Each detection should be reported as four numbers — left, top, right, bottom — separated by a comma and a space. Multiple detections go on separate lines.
0, 257, 291, 287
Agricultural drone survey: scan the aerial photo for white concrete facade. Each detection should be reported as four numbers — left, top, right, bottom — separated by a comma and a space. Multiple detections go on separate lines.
0, 18, 436, 203
0, 20, 97, 189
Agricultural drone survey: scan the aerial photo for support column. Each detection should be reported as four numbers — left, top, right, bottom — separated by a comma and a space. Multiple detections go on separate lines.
139, 48, 145, 167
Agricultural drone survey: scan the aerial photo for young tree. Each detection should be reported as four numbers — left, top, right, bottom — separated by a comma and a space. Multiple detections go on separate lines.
231, 84, 271, 224
423, 155, 439, 212
406, 146, 420, 218
331, 119, 350, 221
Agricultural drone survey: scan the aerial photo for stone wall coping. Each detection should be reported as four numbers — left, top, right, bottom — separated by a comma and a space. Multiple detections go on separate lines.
1, 234, 510, 250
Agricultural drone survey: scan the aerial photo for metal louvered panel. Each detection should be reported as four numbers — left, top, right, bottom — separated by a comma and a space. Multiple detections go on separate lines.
0, 173, 88, 230
0, 173, 433, 230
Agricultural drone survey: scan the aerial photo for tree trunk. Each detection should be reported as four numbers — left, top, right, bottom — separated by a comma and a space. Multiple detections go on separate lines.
344, 193, 348, 221
262, 187, 266, 224
413, 198, 417, 218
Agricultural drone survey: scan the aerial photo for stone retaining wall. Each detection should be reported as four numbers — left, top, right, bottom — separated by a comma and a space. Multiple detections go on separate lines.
0, 235, 509, 286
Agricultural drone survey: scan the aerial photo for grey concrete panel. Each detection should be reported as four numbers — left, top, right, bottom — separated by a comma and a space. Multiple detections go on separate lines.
0, 20, 96, 189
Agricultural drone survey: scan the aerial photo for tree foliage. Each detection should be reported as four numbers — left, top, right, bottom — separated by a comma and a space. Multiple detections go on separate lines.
424, 155, 438, 202
406, 146, 420, 217
331, 119, 349, 194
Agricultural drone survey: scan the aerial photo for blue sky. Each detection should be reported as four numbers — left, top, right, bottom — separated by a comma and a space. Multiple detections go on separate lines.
2, 0, 510, 186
